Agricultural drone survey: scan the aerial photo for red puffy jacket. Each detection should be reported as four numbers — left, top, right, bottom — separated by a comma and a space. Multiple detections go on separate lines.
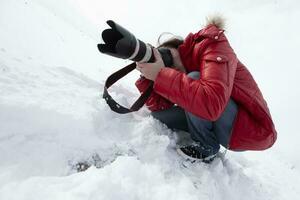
135, 24, 277, 151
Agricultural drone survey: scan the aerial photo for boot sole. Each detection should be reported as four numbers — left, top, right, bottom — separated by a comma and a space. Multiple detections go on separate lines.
176, 148, 216, 163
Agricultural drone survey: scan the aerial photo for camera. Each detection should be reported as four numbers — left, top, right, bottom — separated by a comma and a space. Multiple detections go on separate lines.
98, 20, 173, 114
97, 20, 173, 67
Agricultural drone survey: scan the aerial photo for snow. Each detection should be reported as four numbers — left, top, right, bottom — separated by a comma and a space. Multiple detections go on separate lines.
0, 0, 300, 199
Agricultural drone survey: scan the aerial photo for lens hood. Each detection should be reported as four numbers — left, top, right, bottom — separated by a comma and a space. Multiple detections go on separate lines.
98, 20, 137, 59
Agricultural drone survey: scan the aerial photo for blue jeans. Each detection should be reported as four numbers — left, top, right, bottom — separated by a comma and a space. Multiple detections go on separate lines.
151, 72, 238, 156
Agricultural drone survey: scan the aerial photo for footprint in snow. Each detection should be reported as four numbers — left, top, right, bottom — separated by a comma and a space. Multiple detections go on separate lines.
0, 63, 9, 72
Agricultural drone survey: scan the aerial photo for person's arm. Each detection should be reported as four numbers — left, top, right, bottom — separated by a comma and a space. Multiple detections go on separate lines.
135, 76, 174, 111
153, 46, 237, 121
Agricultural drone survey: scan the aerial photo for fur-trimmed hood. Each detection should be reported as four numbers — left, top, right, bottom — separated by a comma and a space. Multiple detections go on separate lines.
205, 14, 226, 30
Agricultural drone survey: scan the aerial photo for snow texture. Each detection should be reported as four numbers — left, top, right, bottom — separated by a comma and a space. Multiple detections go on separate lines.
0, 0, 300, 199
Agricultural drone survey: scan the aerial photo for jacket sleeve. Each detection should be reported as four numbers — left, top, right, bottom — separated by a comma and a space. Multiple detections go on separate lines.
153, 50, 237, 121
135, 76, 174, 111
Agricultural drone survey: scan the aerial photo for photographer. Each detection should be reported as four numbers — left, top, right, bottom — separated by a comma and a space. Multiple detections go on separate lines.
135, 16, 277, 163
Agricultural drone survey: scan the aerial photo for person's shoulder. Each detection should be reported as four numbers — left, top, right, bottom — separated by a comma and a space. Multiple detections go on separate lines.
193, 14, 226, 40
178, 15, 227, 60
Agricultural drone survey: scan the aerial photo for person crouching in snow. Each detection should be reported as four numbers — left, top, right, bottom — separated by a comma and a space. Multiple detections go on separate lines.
135, 15, 277, 163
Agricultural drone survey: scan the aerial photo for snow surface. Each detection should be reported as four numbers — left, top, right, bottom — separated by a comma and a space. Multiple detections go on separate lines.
0, 0, 300, 199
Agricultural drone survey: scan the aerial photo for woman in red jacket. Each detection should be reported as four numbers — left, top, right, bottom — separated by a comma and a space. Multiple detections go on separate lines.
136, 16, 277, 163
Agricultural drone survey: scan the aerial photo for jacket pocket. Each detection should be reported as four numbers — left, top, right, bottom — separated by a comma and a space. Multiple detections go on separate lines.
203, 54, 230, 86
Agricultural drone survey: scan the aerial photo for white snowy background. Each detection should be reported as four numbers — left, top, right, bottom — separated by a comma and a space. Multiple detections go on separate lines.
0, 0, 299, 199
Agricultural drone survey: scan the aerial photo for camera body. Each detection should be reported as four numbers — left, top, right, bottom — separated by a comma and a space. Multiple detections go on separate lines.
98, 20, 173, 67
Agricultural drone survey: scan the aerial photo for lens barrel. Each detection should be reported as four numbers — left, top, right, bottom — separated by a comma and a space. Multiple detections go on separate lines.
98, 20, 173, 67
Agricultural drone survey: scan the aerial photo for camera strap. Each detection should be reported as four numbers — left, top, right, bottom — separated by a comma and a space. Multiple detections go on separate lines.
103, 62, 153, 114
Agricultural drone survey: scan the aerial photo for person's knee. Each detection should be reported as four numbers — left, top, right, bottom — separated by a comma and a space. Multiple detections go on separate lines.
187, 71, 200, 80
150, 111, 160, 120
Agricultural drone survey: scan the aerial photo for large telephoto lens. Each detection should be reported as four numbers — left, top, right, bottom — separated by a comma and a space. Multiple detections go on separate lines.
98, 20, 173, 67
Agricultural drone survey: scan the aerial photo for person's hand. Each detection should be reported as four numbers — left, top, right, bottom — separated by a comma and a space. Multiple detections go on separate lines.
136, 48, 165, 81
